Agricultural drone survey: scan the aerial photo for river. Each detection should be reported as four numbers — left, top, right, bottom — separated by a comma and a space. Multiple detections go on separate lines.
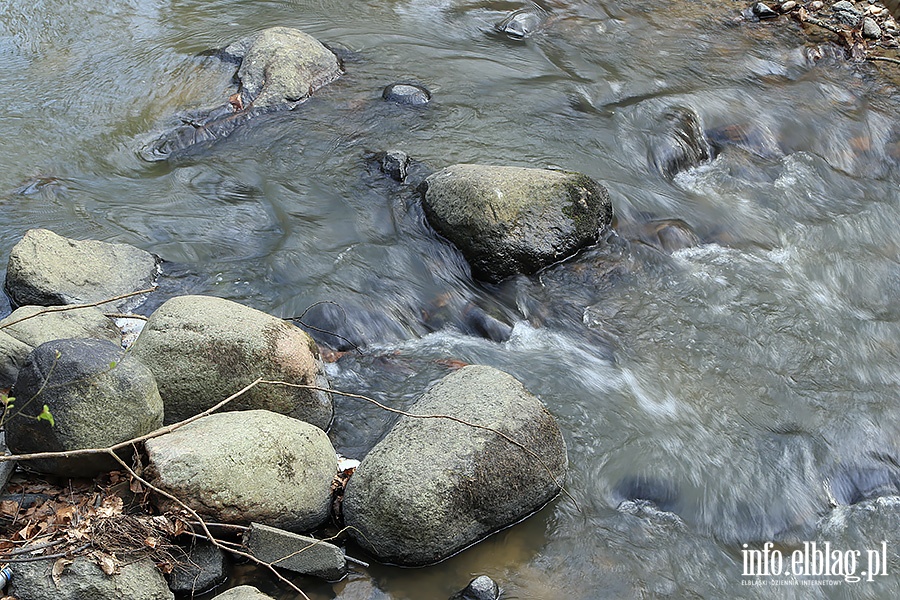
2, 0, 900, 598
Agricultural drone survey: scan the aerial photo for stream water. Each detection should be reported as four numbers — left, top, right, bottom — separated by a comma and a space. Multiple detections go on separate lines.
3, 0, 900, 598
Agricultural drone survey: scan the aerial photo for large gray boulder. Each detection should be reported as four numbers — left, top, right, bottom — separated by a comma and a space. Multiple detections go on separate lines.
145, 410, 337, 532
129, 295, 332, 428
6, 338, 163, 477
0, 305, 122, 389
9, 555, 173, 600
4, 229, 158, 311
223, 26, 343, 111
421, 165, 612, 282
343, 365, 568, 566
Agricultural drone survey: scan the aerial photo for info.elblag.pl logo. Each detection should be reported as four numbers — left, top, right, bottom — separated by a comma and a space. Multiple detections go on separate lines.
741, 541, 890, 585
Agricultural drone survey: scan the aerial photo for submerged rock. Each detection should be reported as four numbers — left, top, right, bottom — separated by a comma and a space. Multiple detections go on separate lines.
144, 27, 342, 160
343, 365, 568, 566
421, 164, 612, 282
129, 295, 333, 428
4, 228, 158, 312
648, 106, 711, 178
166, 541, 227, 595
450, 575, 501, 600
6, 338, 163, 477
145, 410, 336, 532
382, 82, 431, 106
495, 6, 548, 39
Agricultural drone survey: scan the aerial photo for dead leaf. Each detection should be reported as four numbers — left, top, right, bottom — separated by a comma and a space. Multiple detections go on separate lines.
96, 496, 123, 519
128, 478, 144, 494
0, 500, 19, 517
94, 552, 117, 576
144, 536, 158, 549
51, 557, 72, 586
54, 504, 77, 526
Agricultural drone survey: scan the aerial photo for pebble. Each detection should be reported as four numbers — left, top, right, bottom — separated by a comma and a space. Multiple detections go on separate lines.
780, 1, 797, 11
885, 18, 899, 31
863, 16, 883, 37
752, 2, 779, 18
382, 83, 432, 106
810, 1, 824, 9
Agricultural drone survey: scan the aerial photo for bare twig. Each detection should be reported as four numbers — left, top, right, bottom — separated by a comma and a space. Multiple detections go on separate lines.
867, 55, 900, 65
0, 377, 264, 463
104, 313, 149, 321
104, 450, 312, 600
283, 301, 363, 356
0, 543, 90, 563
0, 286, 157, 331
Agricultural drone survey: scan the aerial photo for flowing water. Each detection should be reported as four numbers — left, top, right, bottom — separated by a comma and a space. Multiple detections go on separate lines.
3, 0, 900, 598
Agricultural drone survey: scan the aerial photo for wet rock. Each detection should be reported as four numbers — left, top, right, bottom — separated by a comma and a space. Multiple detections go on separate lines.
450, 575, 501, 600
648, 106, 711, 178
144, 27, 341, 160
705, 122, 782, 160
461, 305, 513, 342
421, 164, 612, 283
382, 83, 431, 106
833, 0, 863, 26
751, 2, 779, 19
828, 457, 900, 505
381, 150, 410, 182
243, 522, 347, 580
4, 229, 159, 312
145, 410, 336, 532
129, 295, 333, 428
211, 586, 275, 600
295, 301, 409, 351
863, 16, 883, 37
6, 338, 163, 477
166, 541, 228, 595
618, 218, 700, 254
614, 475, 680, 512
495, 7, 547, 39
343, 365, 568, 566
0, 305, 122, 388
222, 27, 342, 110
780, 0, 798, 11
9, 555, 173, 600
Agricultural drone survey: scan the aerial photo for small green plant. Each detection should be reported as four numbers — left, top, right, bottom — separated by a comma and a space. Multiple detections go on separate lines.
37, 404, 55, 427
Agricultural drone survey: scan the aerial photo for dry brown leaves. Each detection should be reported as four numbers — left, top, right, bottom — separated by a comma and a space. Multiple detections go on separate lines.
0, 470, 189, 576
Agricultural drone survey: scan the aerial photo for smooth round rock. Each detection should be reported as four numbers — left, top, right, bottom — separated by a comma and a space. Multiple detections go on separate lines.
146, 410, 337, 532
10, 556, 173, 600
421, 164, 612, 282
382, 83, 431, 106
129, 295, 332, 428
343, 365, 568, 566
4, 228, 158, 312
6, 338, 163, 477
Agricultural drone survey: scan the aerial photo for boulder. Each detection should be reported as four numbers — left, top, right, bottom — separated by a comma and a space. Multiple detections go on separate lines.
129, 295, 332, 428
223, 26, 343, 111
166, 541, 228, 595
6, 338, 163, 477
145, 410, 336, 532
0, 305, 122, 388
9, 556, 173, 600
144, 27, 342, 160
421, 165, 611, 282
243, 522, 347, 581
343, 365, 568, 566
211, 586, 275, 600
4, 229, 158, 312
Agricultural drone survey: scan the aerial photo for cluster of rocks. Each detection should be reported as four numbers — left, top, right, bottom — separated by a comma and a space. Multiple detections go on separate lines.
0, 231, 563, 594
748, 0, 900, 58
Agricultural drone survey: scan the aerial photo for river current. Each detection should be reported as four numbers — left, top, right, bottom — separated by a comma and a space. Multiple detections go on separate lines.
2, 0, 900, 598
